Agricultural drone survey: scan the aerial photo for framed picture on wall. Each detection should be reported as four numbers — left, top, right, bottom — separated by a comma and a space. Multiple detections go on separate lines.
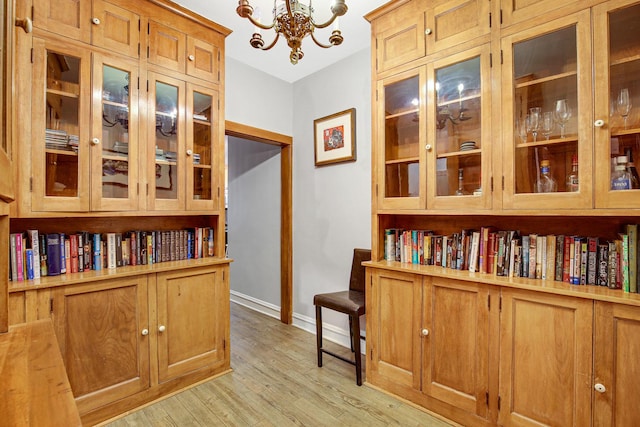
313, 108, 356, 167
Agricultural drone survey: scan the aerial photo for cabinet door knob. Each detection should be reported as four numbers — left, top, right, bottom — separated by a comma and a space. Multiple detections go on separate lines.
594, 119, 605, 127
141, 328, 149, 336
425, 28, 432, 35
91, 137, 100, 146
188, 54, 195, 61
421, 328, 429, 336
158, 325, 166, 333
594, 383, 606, 393
92, 17, 101, 25
425, 144, 432, 151
15, 17, 33, 33
186, 149, 193, 156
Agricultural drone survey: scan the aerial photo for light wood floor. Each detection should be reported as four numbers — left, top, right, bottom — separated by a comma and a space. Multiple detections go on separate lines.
106, 302, 454, 426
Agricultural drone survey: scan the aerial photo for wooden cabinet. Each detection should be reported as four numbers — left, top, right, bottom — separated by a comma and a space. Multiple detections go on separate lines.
367, 268, 421, 389
593, 301, 640, 426
421, 276, 496, 421
367, 268, 498, 426
27, 261, 231, 424
91, 0, 140, 58
156, 265, 229, 383
498, 288, 593, 427
51, 276, 150, 415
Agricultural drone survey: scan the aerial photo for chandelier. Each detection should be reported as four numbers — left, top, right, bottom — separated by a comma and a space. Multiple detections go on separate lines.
236, 0, 348, 65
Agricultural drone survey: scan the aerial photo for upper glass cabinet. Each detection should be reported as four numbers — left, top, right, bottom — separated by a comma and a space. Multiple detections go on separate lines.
594, 0, 640, 209
376, 68, 425, 210
501, 11, 593, 210
427, 44, 492, 210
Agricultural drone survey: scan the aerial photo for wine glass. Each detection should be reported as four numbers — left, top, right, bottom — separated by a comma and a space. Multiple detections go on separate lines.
554, 99, 572, 138
541, 111, 554, 141
516, 116, 528, 144
617, 88, 632, 129
527, 107, 541, 142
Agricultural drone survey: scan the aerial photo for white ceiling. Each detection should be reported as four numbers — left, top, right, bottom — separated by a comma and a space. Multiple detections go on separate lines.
173, 0, 390, 83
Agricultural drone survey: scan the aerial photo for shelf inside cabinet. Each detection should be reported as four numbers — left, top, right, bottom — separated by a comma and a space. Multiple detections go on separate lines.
385, 156, 419, 165
438, 148, 481, 158
193, 164, 212, 170
437, 93, 481, 108
515, 71, 577, 89
385, 108, 419, 120
45, 148, 78, 156
516, 136, 576, 149
610, 52, 640, 67
194, 118, 211, 126
103, 99, 129, 109
156, 159, 177, 166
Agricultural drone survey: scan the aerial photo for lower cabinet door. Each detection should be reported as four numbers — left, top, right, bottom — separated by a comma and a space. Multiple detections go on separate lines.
421, 277, 496, 420
51, 276, 150, 414
594, 301, 640, 427
367, 268, 422, 389
498, 288, 593, 427
156, 265, 228, 382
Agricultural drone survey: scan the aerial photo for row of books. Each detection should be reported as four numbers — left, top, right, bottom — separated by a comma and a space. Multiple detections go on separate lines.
384, 224, 640, 292
9, 227, 215, 282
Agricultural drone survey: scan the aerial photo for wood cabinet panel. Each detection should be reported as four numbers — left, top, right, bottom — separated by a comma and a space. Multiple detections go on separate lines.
92, 0, 140, 58
156, 265, 228, 382
372, 0, 427, 73
594, 302, 640, 427
499, 289, 593, 427
422, 277, 493, 419
367, 268, 421, 388
186, 36, 220, 83
33, 0, 91, 43
148, 20, 187, 74
51, 276, 150, 414
428, 0, 490, 53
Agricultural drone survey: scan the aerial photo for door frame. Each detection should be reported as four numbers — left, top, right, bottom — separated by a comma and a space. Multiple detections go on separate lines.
225, 121, 293, 324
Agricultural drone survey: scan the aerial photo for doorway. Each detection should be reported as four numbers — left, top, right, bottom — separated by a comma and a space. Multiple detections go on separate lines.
225, 121, 292, 324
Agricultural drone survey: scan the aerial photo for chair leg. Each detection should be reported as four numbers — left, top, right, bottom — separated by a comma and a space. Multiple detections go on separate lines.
315, 305, 323, 367
348, 316, 355, 352
352, 314, 362, 386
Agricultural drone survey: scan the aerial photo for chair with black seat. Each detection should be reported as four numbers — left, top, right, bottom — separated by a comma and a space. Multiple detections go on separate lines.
314, 248, 371, 386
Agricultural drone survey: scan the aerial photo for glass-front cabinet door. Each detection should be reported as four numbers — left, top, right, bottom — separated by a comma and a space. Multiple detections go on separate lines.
31, 38, 90, 212
594, 0, 640, 209
186, 84, 219, 211
91, 54, 139, 211
501, 11, 593, 210
376, 68, 426, 210
148, 73, 185, 211
426, 44, 491, 210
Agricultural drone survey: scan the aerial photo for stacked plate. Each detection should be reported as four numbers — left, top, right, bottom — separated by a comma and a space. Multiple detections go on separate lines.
460, 141, 478, 151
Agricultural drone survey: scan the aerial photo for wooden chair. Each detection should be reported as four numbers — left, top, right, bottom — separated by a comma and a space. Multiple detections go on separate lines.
314, 248, 371, 386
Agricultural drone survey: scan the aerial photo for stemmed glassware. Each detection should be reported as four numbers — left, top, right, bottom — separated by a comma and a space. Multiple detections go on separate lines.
517, 116, 528, 144
527, 107, 541, 142
541, 111, 554, 140
617, 88, 632, 129
554, 99, 571, 138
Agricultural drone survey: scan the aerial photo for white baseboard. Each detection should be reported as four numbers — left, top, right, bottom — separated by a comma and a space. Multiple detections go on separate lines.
230, 290, 364, 352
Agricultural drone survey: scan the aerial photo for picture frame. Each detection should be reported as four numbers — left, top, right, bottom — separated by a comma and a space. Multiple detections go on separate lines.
314, 108, 356, 166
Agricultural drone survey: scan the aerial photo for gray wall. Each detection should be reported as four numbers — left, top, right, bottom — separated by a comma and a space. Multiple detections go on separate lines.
225, 49, 372, 346
227, 137, 282, 309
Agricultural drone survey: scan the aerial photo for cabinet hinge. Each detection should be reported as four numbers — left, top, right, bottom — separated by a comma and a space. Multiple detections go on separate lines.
138, 43, 140, 57
218, 71, 220, 81
137, 183, 139, 195
138, 19, 141, 32
146, 183, 149, 195
489, 53, 492, 68
223, 339, 226, 350
488, 294, 490, 310
502, 176, 505, 191
486, 392, 489, 406
147, 22, 150, 34
218, 98, 220, 109
370, 349, 373, 361
147, 46, 150, 59
137, 77, 140, 90
29, 177, 33, 192
498, 395, 501, 410
500, 9, 503, 25
147, 80, 149, 92
218, 51, 221, 61
31, 6, 34, 21
50, 298, 54, 313
499, 296, 502, 311
501, 50, 504, 65
30, 48, 34, 64
489, 12, 492, 28
490, 176, 493, 192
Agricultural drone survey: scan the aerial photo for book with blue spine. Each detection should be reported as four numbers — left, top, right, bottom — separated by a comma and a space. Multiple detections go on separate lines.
46, 233, 61, 276
93, 233, 102, 271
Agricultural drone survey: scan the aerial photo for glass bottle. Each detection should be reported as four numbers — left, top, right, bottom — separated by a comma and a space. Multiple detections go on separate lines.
566, 154, 579, 192
455, 168, 466, 196
624, 148, 640, 189
611, 156, 631, 190
536, 160, 557, 193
